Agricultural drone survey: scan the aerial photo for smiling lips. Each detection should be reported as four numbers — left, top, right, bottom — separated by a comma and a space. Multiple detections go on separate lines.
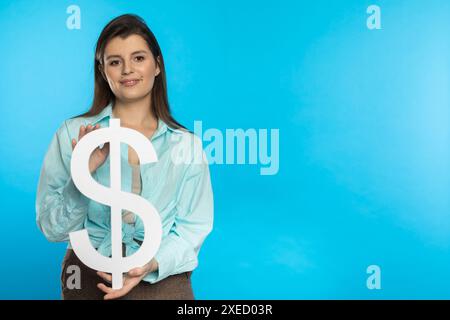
120, 78, 141, 87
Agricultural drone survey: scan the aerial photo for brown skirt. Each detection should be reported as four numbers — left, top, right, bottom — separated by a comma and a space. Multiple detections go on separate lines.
60, 247, 195, 300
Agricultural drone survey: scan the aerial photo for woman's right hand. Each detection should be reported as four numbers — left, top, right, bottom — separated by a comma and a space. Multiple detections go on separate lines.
71, 124, 110, 173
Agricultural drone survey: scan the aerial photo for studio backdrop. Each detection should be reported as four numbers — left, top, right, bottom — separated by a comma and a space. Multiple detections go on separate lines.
0, 0, 449, 299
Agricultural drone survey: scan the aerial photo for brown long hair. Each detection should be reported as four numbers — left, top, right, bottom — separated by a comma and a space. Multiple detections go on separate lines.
73, 14, 185, 130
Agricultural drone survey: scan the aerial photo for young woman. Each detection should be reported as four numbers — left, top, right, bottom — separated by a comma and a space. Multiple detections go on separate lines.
35, 14, 214, 300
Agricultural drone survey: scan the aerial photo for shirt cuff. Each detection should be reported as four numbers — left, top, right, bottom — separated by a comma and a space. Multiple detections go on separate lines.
143, 234, 197, 284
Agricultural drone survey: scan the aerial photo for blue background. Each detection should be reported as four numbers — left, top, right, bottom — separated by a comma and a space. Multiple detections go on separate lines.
0, 0, 449, 299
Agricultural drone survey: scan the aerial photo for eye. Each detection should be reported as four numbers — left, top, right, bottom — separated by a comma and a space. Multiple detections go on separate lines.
109, 60, 120, 66
134, 56, 145, 62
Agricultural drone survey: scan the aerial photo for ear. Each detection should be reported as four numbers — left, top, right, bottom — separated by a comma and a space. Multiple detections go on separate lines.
155, 56, 161, 77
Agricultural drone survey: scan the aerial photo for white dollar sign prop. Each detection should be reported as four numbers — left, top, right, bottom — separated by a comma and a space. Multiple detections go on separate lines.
69, 118, 162, 289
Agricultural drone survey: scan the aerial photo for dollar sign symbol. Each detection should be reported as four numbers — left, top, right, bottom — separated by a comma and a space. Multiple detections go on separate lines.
69, 118, 162, 289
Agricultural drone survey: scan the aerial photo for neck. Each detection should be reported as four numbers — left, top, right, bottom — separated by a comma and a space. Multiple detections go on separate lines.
112, 95, 158, 129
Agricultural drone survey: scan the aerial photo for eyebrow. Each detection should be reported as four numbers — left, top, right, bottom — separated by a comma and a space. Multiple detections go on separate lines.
105, 50, 149, 60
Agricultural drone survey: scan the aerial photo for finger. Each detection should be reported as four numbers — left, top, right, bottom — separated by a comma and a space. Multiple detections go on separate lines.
104, 288, 129, 300
102, 278, 137, 300
97, 283, 113, 294
128, 267, 146, 277
86, 123, 99, 136
79, 125, 86, 139
71, 138, 76, 150
97, 271, 112, 283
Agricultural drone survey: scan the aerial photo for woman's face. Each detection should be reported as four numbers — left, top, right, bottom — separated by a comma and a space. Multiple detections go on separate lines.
101, 34, 160, 103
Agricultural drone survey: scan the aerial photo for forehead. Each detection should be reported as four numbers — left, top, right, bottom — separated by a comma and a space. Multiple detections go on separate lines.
104, 34, 150, 55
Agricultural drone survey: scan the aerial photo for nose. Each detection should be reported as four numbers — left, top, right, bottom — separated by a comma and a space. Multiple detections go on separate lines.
121, 60, 133, 75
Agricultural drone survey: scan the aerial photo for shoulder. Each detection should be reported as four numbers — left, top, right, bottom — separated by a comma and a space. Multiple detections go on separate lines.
49, 116, 90, 166
59, 115, 98, 139
52, 115, 100, 156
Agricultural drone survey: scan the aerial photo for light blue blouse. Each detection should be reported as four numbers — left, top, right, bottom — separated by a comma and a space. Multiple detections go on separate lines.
35, 102, 214, 284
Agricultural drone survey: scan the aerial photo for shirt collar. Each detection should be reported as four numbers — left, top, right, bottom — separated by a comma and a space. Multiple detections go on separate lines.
90, 102, 175, 141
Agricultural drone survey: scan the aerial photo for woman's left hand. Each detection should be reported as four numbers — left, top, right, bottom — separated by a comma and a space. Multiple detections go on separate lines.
97, 258, 159, 300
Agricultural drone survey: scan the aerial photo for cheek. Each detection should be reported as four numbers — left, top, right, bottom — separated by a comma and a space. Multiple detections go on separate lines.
142, 76, 156, 92
105, 68, 121, 88
139, 64, 157, 87
139, 62, 156, 79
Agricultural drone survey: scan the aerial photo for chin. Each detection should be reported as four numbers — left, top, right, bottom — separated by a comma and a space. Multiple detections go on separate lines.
118, 93, 149, 102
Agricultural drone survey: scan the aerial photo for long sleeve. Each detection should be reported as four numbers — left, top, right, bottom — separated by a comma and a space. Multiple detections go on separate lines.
144, 150, 214, 283
36, 120, 90, 242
